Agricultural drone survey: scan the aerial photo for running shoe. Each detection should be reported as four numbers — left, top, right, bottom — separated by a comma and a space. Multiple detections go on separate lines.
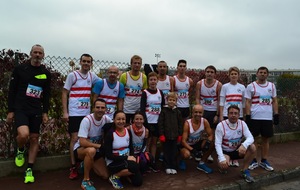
230, 160, 240, 167
69, 166, 79, 179
197, 163, 213, 174
171, 169, 177, 174
24, 168, 34, 183
248, 160, 259, 170
241, 169, 255, 183
81, 180, 96, 190
109, 175, 124, 189
179, 160, 187, 171
259, 160, 274, 171
165, 168, 172, 174
15, 148, 25, 167
207, 155, 214, 163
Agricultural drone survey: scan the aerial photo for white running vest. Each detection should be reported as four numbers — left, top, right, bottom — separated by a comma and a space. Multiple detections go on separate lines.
246, 81, 276, 120
98, 79, 120, 119
157, 75, 171, 105
174, 76, 190, 108
74, 114, 112, 150
220, 120, 244, 152
124, 72, 143, 114
68, 71, 93, 116
199, 79, 219, 111
220, 83, 245, 117
129, 125, 146, 154
145, 89, 162, 124
186, 118, 205, 146
106, 128, 130, 165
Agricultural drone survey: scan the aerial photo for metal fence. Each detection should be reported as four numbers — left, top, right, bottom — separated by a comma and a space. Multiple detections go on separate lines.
0, 52, 299, 159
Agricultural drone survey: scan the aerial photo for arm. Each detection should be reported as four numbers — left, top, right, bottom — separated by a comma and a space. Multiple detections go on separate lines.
214, 82, 222, 123
181, 121, 192, 150
204, 119, 213, 142
61, 88, 69, 122
272, 97, 278, 114
241, 121, 254, 149
158, 109, 165, 136
188, 77, 194, 95
7, 67, 19, 124
117, 83, 125, 111
169, 76, 175, 92
214, 124, 226, 163
140, 90, 149, 126
195, 81, 201, 105
219, 85, 226, 121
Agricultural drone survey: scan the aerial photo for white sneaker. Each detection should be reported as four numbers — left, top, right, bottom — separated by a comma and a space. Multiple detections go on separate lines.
165, 168, 172, 174
208, 155, 214, 163
232, 160, 239, 167
171, 169, 177, 174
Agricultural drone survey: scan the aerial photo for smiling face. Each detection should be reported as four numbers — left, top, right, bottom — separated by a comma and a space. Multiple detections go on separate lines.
229, 70, 239, 84
107, 66, 119, 83
114, 112, 126, 129
93, 100, 106, 120
256, 69, 269, 83
205, 68, 216, 80
133, 114, 144, 128
80, 56, 93, 73
227, 106, 240, 123
157, 61, 168, 75
148, 75, 158, 89
192, 104, 204, 122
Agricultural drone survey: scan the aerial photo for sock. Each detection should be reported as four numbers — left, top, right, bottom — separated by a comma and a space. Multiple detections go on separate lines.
261, 158, 266, 162
18, 147, 25, 152
253, 158, 257, 162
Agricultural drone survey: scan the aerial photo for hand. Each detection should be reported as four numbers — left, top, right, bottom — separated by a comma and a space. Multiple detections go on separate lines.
62, 112, 69, 122
6, 112, 14, 125
213, 115, 219, 124
159, 135, 166, 143
191, 149, 202, 158
177, 136, 182, 143
219, 160, 229, 170
127, 155, 136, 162
42, 113, 49, 124
273, 114, 279, 125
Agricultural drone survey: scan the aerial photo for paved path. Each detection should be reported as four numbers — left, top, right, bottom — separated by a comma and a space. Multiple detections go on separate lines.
1, 141, 300, 190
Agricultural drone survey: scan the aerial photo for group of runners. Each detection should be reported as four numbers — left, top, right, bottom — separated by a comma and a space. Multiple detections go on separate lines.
6, 44, 279, 190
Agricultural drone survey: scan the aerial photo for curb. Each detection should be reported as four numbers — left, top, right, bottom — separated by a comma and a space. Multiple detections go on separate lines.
203, 166, 300, 190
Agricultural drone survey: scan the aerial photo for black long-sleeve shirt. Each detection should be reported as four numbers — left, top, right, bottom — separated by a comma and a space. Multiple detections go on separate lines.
7, 63, 51, 114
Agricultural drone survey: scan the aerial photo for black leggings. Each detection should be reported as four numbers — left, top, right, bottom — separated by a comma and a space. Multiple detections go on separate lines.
108, 160, 143, 186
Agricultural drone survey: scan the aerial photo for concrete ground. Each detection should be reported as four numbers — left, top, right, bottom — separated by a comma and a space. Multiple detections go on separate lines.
1, 141, 300, 190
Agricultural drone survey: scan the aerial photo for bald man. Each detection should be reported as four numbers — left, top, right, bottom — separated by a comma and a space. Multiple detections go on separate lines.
93, 65, 125, 119
179, 104, 214, 173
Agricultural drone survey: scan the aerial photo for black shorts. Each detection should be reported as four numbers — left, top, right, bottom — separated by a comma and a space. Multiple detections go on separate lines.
223, 149, 244, 160
203, 110, 217, 129
177, 107, 190, 119
250, 119, 273, 138
180, 140, 203, 151
68, 116, 85, 134
14, 111, 42, 134
108, 160, 139, 175
147, 123, 159, 137
73, 146, 105, 162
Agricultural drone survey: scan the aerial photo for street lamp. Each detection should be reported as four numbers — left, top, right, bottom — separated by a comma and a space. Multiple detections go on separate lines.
155, 53, 161, 63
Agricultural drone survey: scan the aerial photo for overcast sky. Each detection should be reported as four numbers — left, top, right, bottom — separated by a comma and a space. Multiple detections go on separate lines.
1, 0, 300, 70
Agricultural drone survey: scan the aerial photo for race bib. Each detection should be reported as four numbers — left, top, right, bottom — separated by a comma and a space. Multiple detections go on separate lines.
203, 98, 214, 105
106, 104, 116, 114
228, 138, 242, 149
89, 136, 102, 144
128, 85, 141, 95
259, 96, 272, 105
149, 104, 161, 115
26, 84, 43, 98
78, 98, 90, 109
228, 102, 241, 107
119, 148, 130, 156
177, 89, 188, 99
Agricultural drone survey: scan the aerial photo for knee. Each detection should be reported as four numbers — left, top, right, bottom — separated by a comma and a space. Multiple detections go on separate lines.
127, 160, 139, 174
85, 147, 96, 158
182, 150, 190, 159
249, 144, 256, 154
30, 136, 39, 144
18, 132, 29, 140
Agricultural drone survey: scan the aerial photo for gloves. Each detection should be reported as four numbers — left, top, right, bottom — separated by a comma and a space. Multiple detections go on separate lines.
273, 114, 279, 125
203, 140, 211, 152
159, 135, 166, 143
245, 115, 252, 127
177, 136, 182, 143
